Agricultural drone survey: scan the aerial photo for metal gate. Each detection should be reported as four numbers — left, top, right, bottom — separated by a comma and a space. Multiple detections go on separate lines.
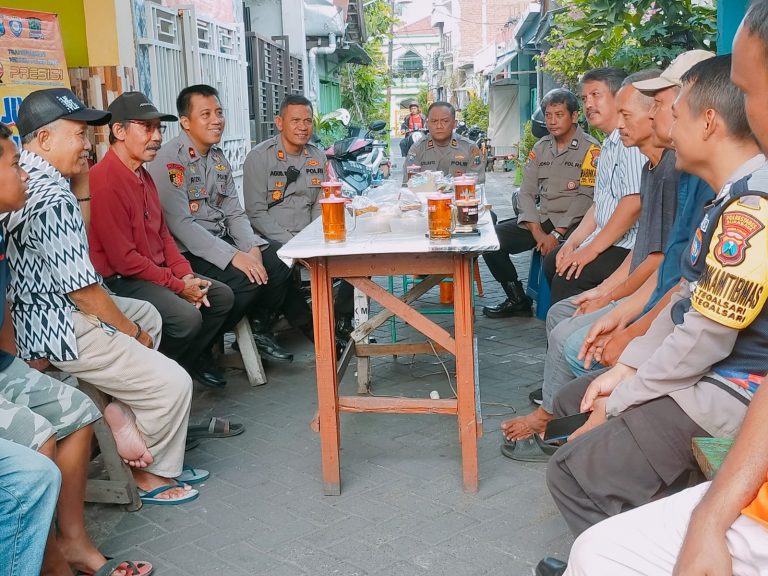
138, 3, 250, 188
246, 30, 304, 144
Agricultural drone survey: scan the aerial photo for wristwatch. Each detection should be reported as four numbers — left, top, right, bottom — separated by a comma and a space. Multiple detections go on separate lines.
550, 230, 564, 241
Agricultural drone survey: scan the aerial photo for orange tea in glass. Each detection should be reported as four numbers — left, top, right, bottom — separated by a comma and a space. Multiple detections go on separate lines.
427, 193, 453, 239
320, 197, 347, 242
321, 181, 343, 198
454, 176, 476, 201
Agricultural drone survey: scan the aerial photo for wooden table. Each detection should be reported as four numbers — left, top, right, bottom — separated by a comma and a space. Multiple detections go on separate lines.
278, 215, 499, 495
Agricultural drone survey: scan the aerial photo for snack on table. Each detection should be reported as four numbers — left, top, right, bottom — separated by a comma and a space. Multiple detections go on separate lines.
354, 205, 379, 216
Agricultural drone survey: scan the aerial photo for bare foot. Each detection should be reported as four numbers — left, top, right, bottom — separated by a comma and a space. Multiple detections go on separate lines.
132, 469, 192, 501
103, 401, 153, 467
501, 407, 553, 441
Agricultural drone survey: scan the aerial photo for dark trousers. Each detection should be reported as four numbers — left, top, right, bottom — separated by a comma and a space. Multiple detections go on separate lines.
543, 244, 629, 305
483, 218, 555, 284
105, 275, 233, 367
185, 243, 311, 334
547, 372, 707, 536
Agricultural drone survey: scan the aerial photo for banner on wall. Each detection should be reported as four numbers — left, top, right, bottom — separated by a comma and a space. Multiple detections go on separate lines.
0, 8, 69, 146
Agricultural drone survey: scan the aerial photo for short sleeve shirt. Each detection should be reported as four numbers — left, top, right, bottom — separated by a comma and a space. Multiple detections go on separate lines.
1, 151, 102, 361
582, 129, 646, 250
629, 149, 679, 271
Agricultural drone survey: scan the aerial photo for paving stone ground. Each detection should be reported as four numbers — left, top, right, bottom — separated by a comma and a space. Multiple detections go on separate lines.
86, 147, 573, 575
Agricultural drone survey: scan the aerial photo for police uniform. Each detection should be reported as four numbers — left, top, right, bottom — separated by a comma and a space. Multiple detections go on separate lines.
148, 130, 312, 342
243, 135, 326, 245
546, 157, 768, 537
402, 133, 486, 184
482, 126, 600, 317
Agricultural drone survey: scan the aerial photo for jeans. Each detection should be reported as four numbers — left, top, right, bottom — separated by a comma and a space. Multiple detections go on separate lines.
0, 438, 60, 576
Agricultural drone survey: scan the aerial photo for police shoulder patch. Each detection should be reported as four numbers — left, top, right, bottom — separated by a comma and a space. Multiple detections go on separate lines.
167, 163, 185, 187
691, 196, 768, 329
579, 144, 600, 187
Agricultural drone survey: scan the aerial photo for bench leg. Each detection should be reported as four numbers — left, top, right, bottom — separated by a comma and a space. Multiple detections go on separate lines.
234, 318, 268, 386
76, 379, 142, 512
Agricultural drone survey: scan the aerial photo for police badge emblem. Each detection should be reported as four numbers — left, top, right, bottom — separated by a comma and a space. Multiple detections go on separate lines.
271, 190, 283, 202
167, 163, 185, 187
713, 211, 764, 266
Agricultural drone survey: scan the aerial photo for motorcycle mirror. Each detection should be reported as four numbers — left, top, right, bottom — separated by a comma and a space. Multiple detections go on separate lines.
368, 120, 386, 132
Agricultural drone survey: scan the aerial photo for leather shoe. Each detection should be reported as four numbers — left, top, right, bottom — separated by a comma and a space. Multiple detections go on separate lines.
535, 557, 567, 576
253, 332, 293, 363
482, 298, 533, 318
188, 364, 227, 388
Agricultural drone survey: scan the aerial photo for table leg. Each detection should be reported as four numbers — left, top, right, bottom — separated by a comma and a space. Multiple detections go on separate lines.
310, 258, 341, 495
453, 255, 479, 493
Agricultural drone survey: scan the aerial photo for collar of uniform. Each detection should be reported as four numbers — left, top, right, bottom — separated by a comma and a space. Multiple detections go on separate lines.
20, 149, 70, 192
177, 130, 223, 163
718, 154, 768, 200
276, 135, 309, 160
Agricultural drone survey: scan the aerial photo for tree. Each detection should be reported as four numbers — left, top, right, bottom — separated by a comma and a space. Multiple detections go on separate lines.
463, 95, 489, 132
541, 0, 717, 88
340, 0, 397, 124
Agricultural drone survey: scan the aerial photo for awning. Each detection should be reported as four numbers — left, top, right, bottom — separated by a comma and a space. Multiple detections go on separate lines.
488, 53, 517, 76
335, 42, 372, 66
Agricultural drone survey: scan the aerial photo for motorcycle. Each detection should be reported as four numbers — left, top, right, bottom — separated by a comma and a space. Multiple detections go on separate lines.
466, 125, 493, 172
401, 127, 429, 159
325, 120, 390, 195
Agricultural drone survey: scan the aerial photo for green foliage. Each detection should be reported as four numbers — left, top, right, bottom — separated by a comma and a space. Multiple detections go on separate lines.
463, 95, 489, 132
340, 0, 396, 125
313, 110, 349, 149
514, 121, 539, 185
541, 0, 717, 89
417, 86, 429, 112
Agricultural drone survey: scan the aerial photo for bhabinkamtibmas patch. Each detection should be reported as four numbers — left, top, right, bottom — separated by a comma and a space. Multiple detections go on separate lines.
579, 144, 600, 187
692, 195, 768, 329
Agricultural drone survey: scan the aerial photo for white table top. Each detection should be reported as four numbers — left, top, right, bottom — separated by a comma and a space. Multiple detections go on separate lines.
278, 212, 499, 262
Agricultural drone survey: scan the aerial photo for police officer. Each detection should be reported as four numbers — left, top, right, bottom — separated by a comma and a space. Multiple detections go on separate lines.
482, 89, 600, 317
402, 101, 486, 184
243, 94, 325, 245
148, 84, 310, 363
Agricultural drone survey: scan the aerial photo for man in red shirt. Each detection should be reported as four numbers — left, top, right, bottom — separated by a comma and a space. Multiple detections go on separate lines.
399, 103, 427, 157
89, 92, 234, 388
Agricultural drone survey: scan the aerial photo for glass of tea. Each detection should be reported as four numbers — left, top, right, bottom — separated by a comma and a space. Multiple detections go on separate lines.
427, 193, 453, 239
320, 197, 347, 242
454, 198, 481, 232
321, 181, 343, 198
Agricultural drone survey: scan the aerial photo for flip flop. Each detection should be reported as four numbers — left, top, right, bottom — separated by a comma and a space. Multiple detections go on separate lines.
89, 558, 154, 576
175, 464, 210, 485
138, 482, 199, 506
500, 437, 556, 462
187, 417, 245, 439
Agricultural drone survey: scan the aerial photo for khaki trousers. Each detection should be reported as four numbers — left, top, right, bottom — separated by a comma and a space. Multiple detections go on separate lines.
52, 296, 192, 478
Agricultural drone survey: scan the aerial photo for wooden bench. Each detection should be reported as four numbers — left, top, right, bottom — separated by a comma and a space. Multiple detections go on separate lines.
692, 437, 734, 480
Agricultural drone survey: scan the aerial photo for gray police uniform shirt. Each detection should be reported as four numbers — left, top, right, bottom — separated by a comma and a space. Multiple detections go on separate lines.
403, 134, 486, 184
516, 125, 601, 230
147, 130, 268, 271
243, 135, 325, 245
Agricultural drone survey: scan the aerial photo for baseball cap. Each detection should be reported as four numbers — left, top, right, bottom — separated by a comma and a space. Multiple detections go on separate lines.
633, 49, 716, 94
17, 88, 111, 137
108, 92, 178, 124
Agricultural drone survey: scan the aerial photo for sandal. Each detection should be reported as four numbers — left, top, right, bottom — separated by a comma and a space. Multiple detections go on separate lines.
89, 558, 154, 576
138, 482, 199, 506
175, 464, 210, 485
187, 417, 245, 439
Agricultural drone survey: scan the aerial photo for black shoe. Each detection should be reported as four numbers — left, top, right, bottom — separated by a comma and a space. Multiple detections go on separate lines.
335, 316, 354, 338
535, 557, 567, 576
482, 298, 533, 318
529, 387, 543, 406
188, 365, 227, 388
252, 332, 294, 363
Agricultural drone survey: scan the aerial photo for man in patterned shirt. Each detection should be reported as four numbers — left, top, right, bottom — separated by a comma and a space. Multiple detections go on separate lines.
6, 88, 197, 505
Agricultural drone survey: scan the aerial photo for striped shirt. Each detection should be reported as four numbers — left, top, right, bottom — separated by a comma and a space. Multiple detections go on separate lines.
583, 129, 646, 250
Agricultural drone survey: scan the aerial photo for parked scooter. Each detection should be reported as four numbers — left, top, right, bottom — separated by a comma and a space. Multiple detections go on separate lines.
401, 127, 429, 158
355, 120, 391, 183
466, 125, 493, 171
325, 120, 390, 195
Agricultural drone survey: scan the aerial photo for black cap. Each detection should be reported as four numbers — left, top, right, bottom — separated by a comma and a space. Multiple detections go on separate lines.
17, 88, 111, 137
108, 92, 178, 123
